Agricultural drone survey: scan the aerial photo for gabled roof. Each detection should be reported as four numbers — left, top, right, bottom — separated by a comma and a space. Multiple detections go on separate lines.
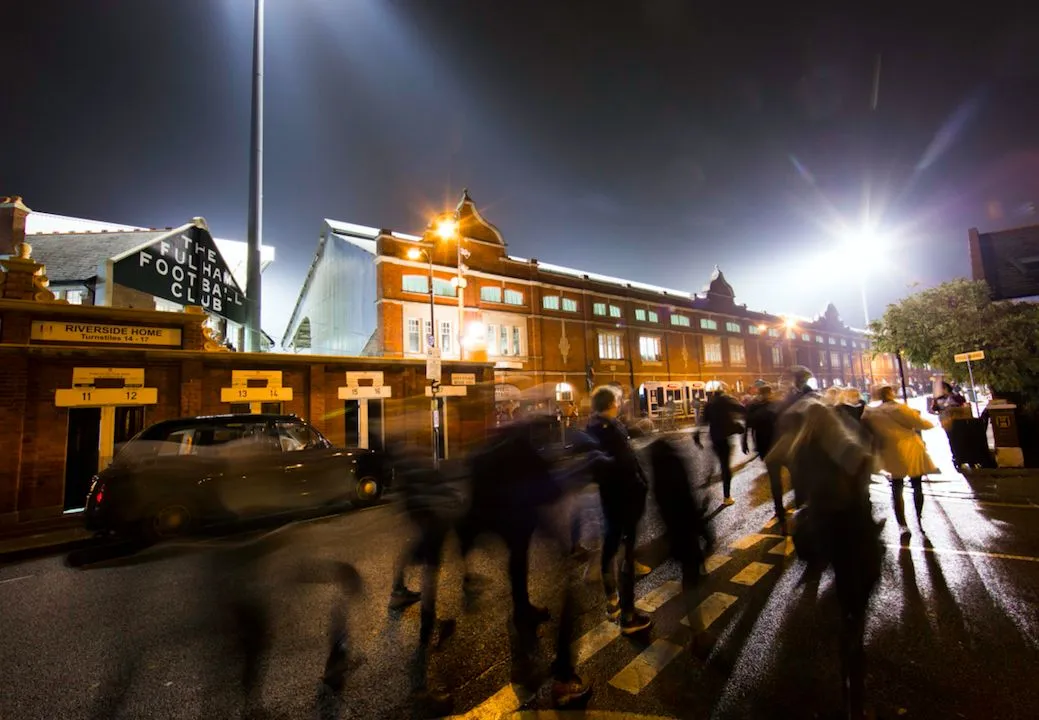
27, 230, 168, 282
456, 189, 506, 245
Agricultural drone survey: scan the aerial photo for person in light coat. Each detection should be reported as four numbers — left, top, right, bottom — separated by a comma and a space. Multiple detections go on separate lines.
862, 385, 938, 537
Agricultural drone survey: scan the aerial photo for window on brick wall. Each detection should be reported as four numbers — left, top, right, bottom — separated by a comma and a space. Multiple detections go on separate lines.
609, 304, 622, 318
703, 337, 722, 364
634, 308, 646, 321
542, 295, 560, 310
598, 331, 624, 360
593, 302, 607, 316
670, 314, 690, 327
771, 346, 783, 365
639, 335, 661, 361
700, 318, 717, 330
726, 321, 742, 333
647, 310, 659, 323
562, 297, 578, 312
480, 286, 502, 303
729, 338, 746, 365
504, 289, 523, 305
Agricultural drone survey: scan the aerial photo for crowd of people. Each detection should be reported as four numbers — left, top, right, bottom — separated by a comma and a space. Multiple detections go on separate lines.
108, 368, 966, 719
375, 365, 971, 718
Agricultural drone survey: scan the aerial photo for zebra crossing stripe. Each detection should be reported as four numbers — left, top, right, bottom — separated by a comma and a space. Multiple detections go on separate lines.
704, 553, 732, 573
729, 533, 780, 550
729, 561, 773, 586
635, 581, 682, 613
573, 620, 621, 666
768, 537, 795, 556
457, 683, 532, 720
681, 591, 738, 629
608, 639, 684, 695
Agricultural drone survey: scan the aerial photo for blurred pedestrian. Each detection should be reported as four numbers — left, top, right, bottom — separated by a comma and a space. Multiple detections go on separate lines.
837, 387, 867, 425
696, 385, 747, 505
385, 439, 459, 714
647, 437, 714, 648
766, 375, 882, 719
743, 384, 786, 533
461, 416, 599, 707
863, 385, 938, 538
586, 386, 653, 635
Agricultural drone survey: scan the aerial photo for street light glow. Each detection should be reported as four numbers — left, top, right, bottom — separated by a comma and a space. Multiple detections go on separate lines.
434, 217, 458, 240
784, 317, 797, 329
406, 247, 423, 261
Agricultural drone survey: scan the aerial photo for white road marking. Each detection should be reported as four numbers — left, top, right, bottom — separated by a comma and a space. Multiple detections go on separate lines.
704, 554, 732, 573
573, 621, 621, 666
729, 533, 781, 550
888, 544, 1039, 563
0, 575, 32, 586
635, 581, 682, 613
729, 562, 774, 586
768, 538, 795, 557
763, 517, 778, 529
608, 639, 684, 695
681, 592, 738, 629
458, 683, 533, 720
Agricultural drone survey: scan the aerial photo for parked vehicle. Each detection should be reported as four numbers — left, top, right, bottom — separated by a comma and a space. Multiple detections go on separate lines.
85, 414, 386, 541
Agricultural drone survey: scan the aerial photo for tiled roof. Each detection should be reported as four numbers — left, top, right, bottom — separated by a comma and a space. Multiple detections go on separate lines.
26, 231, 164, 282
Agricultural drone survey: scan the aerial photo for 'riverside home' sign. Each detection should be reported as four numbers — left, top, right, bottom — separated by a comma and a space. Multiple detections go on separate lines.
112, 225, 248, 324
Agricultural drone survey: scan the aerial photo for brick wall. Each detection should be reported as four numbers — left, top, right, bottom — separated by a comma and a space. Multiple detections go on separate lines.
0, 339, 494, 523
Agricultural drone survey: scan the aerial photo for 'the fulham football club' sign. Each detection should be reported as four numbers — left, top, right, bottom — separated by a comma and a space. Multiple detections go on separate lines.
113, 226, 248, 324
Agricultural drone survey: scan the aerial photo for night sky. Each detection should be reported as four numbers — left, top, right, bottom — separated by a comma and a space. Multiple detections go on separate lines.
5, 1, 1039, 341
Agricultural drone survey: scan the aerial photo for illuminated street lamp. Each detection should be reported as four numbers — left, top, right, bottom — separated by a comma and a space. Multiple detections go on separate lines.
407, 243, 441, 469
430, 210, 467, 359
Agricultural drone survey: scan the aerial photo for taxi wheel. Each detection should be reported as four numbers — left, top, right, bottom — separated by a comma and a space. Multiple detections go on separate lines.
354, 475, 382, 505
143, 501, 195, 543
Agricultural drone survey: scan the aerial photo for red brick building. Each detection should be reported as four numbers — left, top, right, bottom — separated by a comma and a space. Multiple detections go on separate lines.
284, 190, 929, 420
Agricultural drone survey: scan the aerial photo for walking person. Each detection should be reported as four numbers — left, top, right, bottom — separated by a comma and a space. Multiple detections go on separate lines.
647, 437, 715, 651
743, 384, 786, 533
863, 385, 938, 538
767, 371, 882, 719
385, 439, 459, 715
930, 381, 970, 467
697, 385, 747, 505
586, 386, 653, 635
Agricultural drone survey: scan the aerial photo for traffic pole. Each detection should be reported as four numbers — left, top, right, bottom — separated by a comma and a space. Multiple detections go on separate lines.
965, 358, 980, 417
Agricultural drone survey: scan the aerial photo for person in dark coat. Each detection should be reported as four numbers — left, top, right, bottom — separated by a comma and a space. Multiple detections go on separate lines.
767, 384, 882, 719
697, 387, 747, 505
743, 384, 786, 533
460, 416, 600, 708
648, 437, 714, 646
586, 386, 653, 635
458, 417, 563, 633
385, 439, 459, 714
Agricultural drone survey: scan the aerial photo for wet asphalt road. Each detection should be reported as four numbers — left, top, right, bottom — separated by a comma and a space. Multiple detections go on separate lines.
1, 417, 1038, 720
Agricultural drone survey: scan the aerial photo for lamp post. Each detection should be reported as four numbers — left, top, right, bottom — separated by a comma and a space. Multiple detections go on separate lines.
407, 244, 439, 469
432, 214, 464, 359
245, 0, 264, 352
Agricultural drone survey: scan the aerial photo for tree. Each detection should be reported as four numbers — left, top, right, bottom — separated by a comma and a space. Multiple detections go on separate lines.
869, 279, 1039, 406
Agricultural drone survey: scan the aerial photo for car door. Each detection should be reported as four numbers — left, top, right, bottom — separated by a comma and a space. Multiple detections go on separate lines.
203, 419, 291, 518
275, 419, 352, 507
